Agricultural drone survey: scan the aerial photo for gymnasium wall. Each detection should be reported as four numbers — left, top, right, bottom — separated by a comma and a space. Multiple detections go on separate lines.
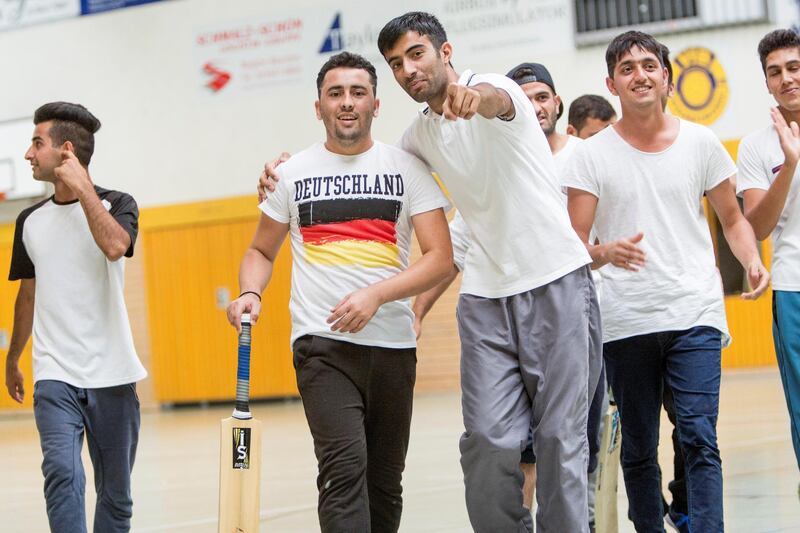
0, 0, 795, 410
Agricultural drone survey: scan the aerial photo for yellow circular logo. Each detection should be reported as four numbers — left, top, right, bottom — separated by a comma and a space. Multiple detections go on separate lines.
668, 47, 729, 126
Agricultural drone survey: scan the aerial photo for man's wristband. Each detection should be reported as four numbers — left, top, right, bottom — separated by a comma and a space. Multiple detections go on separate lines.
239, 291, 262, 302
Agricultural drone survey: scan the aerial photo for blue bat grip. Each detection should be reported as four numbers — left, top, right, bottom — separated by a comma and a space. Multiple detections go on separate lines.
233, 314, 252, 419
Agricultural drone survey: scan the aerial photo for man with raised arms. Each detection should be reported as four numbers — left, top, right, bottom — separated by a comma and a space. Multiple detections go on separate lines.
737, 28, 800, 489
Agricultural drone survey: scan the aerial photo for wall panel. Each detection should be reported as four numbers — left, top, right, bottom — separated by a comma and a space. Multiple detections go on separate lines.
0, 224, 33, 410
142, 197, 297, 403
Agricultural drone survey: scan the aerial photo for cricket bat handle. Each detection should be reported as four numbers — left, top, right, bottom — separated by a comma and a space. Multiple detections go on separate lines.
233, 313, 252, 420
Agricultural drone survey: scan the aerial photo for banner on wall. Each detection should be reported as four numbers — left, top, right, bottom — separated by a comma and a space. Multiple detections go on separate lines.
80, 0, 164, 16
195, 1, 573, 97
0, 0, 166, 31
194, 16, 306, 95
0, 0, 79, 31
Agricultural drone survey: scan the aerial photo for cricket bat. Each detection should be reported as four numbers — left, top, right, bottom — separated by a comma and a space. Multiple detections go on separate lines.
594, 400, 622, 533
219, 314, 262, 533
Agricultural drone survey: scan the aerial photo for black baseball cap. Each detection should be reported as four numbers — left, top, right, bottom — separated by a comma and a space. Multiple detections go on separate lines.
506, 62, 563, 118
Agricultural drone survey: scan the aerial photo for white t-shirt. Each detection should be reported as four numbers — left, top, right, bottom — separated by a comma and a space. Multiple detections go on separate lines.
9, 187, 147, 388
554, 134, 583, 177
400, 70, 591, 298
562, 120, 735, 345
260, 141, 449, 349
737, 124, 800, 291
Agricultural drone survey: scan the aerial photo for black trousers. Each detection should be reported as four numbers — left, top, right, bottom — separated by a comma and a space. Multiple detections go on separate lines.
293, 335, 416, 533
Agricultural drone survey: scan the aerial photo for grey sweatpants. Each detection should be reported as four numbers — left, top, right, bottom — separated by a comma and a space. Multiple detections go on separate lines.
458, 265, 602, 533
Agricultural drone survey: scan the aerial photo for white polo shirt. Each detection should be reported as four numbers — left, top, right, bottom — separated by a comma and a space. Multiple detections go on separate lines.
399, 69, 591, 298
737, 124, 800, 291
449, 134, 585, 272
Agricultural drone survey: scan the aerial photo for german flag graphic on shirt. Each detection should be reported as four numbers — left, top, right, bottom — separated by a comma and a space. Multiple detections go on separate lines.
298, 198, 402, 267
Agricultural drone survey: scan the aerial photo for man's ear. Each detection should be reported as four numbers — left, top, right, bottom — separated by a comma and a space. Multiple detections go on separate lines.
315, 100, 322, 120
62, 140, 75, 154
566, 124, 578, 137
440, 41, 453, 65
606, 76, 619, 97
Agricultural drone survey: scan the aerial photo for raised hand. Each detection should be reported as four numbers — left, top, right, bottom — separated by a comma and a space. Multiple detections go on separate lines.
442, 82, 481, 121
54, 150, 91, 194
771, 107, 800, 166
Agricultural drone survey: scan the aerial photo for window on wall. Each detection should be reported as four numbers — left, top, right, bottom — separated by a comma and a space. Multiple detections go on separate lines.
574, 0, 770, 46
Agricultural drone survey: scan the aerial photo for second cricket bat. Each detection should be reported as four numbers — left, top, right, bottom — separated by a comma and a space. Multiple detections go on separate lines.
594, 399, 622, 533
219, 314, 262, 533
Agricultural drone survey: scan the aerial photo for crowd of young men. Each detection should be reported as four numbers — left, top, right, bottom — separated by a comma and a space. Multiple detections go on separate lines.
6, 7, 800, 533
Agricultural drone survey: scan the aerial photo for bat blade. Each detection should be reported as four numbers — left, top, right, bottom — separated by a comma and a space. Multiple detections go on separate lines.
594, 402, 622, 533
218, 416, 262, 533
219, 313, 261, 533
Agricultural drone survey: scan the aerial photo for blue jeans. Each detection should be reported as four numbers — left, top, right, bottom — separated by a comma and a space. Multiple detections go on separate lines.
33, 380, 140, 533
773, 290, 800, 470
604, 326, 723, 533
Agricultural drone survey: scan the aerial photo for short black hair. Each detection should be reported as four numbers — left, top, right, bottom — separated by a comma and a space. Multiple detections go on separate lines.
660, 43, 673, 86
377, 11, 448, 56
605, 30, 664, 77
33, 102, 101, 167
758, 29, 800, 74
568, 95, 616, 132
316, 51, 378, 97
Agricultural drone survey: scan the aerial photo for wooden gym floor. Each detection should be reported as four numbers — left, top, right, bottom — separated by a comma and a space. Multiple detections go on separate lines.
1, 368, 798, 532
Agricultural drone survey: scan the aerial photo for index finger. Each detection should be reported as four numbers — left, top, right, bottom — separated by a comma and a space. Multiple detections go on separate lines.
450, 86, 467, 116
442, 94, 456, 121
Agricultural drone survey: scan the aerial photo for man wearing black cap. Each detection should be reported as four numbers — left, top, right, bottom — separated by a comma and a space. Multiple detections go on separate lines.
506, 62, 582, 173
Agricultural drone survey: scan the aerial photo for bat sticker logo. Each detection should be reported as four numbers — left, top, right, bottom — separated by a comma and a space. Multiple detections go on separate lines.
232, 427, 251, 469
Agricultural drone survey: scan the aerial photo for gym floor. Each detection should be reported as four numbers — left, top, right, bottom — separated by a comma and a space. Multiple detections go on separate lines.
1, 368, 797, 532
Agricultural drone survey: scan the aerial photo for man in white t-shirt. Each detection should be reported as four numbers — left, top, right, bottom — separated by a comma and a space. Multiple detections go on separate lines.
227, 52, 452, 533
411, 60, 603, 524
737, 28, 800, 482
506, 62, 583, 174
564, 31, 769, 533
377, 12, 600, 533
5, 102, 146, 533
